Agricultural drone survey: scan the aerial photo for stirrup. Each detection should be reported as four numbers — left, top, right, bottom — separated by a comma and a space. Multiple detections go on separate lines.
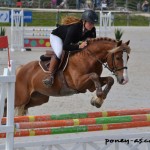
43, 76, 54, 88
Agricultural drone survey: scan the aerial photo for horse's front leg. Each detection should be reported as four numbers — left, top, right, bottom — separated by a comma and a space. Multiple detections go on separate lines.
75, 73, 105, 108
91, 76, 114, 108
100, 76, 114, 99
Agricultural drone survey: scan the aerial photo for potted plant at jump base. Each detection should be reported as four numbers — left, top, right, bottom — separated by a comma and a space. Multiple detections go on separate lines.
0, 27, 8, 51
114, 28, 124, 41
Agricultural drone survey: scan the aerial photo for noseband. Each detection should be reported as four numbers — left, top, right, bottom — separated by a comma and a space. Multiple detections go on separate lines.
87, 49, 128, 75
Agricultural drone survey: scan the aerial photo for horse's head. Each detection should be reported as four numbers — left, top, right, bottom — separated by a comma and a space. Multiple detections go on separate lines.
106, 40, 131, 85
79, 38, 131, 85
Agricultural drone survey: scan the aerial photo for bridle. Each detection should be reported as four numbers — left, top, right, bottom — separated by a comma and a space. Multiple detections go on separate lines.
109, 49, 128, 74
87, 48, 128, 75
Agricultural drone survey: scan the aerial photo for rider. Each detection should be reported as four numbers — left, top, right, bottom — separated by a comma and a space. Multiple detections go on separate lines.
43, 9, 98, 87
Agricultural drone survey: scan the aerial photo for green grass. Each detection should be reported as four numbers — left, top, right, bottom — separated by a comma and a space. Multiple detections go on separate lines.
0, 12, 150, 26
31, 12, 83, 26
114, 14, 150, 26
32, 12, 57, 26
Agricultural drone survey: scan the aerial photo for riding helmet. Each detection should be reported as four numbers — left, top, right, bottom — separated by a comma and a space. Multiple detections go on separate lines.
81, 10, 98, 24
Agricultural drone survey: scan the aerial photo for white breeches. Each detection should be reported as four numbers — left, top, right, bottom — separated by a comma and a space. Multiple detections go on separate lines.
50, 33, 63, 59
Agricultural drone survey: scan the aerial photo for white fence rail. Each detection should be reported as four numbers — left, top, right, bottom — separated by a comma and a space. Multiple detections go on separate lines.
11, 10, 24, 52
99, 11, 112, 36
0, 131, 150, 150
0, 60, 16, 150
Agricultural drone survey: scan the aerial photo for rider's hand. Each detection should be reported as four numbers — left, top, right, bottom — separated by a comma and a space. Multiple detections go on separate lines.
79, 41, 87, 49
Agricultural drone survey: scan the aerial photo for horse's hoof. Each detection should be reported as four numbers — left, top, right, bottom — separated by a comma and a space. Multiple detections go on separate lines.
95, 102, 102, 108
91, 101, 102, 108
91, 96, 104, 108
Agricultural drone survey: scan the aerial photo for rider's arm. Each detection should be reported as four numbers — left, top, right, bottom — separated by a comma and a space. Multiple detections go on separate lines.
63, 25, 81, 51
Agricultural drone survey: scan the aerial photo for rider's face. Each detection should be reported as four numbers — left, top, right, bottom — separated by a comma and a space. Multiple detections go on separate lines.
85, 21, 94, 30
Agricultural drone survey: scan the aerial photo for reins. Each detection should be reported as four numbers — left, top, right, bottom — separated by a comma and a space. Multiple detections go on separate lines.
87, 49, 114, 73
87, 48, 128, 75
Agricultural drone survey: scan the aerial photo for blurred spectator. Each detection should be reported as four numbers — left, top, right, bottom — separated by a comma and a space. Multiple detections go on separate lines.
95, 0, 101, 9
57, 0, 62, 6
107, 0, 111, 6
142, 0, 149, 12
137, 2, 141, 11
85, 0, 93, 8
101, 0, 107, 10
94, 0, 108, 10
76, 0, 85, 9
52, 0, 57, 7
16, 0, 22, 7
60, 0, 68, 8
57, 0, 68, 8
76, 0, 81, 9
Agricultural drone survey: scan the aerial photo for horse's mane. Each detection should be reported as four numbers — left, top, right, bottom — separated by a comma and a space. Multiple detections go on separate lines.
86, 37, 131, 54
86, 37, 116, 44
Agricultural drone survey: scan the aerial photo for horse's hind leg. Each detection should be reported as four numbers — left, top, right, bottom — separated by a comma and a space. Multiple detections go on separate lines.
15, 105, 28, 116
13, 75, 32, 116
4, 93, 30, 117
24, 91, 49, 112
15, 92, 49, 116
14, 94, 30, 116
4, 101, 29, 117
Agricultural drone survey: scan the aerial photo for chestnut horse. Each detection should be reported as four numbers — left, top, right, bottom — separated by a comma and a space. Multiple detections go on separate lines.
7, 37, 131, 116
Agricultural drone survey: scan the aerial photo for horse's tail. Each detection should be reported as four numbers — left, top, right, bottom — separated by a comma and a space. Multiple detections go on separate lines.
61, 16, 81, 25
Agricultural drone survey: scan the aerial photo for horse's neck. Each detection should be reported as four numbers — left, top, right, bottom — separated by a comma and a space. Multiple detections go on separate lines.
68, 40, 116, 67
87, 41, 116, 59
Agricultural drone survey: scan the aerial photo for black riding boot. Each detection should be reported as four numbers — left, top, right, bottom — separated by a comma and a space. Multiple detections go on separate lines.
43, 56, 60, 87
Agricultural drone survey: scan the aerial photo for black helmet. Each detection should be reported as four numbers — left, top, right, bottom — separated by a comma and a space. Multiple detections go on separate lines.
81, 10, 98, 24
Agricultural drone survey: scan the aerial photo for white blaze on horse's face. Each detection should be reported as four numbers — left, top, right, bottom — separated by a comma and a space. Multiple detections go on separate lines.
122, 51, 129, 84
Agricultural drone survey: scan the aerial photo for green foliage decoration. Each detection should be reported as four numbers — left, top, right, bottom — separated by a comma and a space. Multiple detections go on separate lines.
0, 27, 6, 36
115, 28, 124, 41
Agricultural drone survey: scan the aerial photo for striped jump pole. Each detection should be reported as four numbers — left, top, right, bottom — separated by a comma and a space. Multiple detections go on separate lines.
1, 121, 150, 138
15, 114, 150, 129
2, 108, 150, 124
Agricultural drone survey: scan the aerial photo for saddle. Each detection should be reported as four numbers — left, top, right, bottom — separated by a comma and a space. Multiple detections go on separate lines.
39, 50, 69, 73
39, 49, 81, 73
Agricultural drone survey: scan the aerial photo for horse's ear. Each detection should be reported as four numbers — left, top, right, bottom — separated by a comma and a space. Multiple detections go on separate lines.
125, 40, 130, 45
117, 40, 122, 47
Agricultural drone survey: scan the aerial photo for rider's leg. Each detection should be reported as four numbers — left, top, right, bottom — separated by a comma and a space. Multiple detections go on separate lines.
43, 55, 60, 87
50, 33, 63, 59
43, 33, 62, 87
